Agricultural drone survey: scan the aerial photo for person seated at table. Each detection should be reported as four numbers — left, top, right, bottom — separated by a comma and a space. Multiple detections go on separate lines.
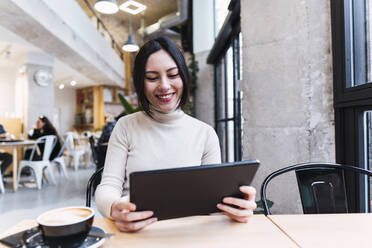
97, 112, 126, 146
96, 36, 257, 232
25, 115, 61, 161
92, 112, 127, 191
0, 124, 13, 176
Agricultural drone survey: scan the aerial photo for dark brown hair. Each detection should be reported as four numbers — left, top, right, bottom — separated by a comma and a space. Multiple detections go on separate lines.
133, 36, 190, 117
39, 115, 59, 137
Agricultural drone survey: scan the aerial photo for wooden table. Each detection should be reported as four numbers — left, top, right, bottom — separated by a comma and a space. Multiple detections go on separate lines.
268, 213, 372, 248
0, 140, 36, 191
0, 215, 297, 248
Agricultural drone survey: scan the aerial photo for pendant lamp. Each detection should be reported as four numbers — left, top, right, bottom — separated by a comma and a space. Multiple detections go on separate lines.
94, 0, 119, 14
122, 16, 139, 52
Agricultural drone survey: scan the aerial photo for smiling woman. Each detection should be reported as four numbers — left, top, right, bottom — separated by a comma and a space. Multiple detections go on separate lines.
132, 36, 190, 117
144, 51, 184, 113
95, 36, 257, 232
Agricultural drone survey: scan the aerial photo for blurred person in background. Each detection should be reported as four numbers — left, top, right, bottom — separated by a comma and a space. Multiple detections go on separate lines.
0, 124, 13, 176
26, 115, 61, 160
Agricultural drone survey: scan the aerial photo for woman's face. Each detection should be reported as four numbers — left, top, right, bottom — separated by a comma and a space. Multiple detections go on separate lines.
144, 49, 183, 113
36, 119, 45, 129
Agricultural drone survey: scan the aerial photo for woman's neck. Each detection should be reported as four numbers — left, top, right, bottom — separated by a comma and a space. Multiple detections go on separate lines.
148, 105, 184, 123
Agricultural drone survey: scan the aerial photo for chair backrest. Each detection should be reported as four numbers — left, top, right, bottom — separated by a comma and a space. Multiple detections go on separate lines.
260, 162, 372, 215
28, 135, 57, 161
55, 137, 67, 158
89, 136, 99, 166
296, 167, 348, 214
86, 167, 104, 207
64, 132, 76, 153
41, 135, 57, 161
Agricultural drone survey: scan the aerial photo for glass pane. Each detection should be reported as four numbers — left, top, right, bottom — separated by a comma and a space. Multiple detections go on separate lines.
366, 111, 372, 212
239, 32, 243, 81
226, 47, 234, 119
227, 120, 235, 162
345, 0, 371, 87
214, 0, 230, 37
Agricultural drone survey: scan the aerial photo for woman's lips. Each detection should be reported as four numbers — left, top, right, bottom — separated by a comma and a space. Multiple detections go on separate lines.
156, 93, 175, 103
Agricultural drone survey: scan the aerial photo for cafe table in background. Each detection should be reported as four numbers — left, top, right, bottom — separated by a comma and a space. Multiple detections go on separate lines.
267, 213, 372, 248
0, 215, 297, 248
0, 140, 36, 192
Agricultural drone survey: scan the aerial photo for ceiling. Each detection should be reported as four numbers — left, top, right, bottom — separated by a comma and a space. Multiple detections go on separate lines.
75, 0, 178, 49
0, 0, 181, 90
0, 26, 94, 89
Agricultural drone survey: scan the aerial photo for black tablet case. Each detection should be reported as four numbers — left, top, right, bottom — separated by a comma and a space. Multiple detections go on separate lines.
129, 160, 259, 220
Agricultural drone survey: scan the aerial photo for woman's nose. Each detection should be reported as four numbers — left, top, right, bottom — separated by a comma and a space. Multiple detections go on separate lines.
158, 76, 171, 90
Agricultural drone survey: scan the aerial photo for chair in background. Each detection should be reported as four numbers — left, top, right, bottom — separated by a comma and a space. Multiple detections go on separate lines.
16, 135, 57, 190
64, 132, 85, 171
260, 162, 372, 215
88, 136, 108, 195
86, 167, 104, 207
51, 139, 68, 178
89, 136, 99, 167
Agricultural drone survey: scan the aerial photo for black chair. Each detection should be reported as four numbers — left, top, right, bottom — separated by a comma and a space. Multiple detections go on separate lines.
86, 166, 104, 207
88, 136, 107, 192
260, 162, 372, 215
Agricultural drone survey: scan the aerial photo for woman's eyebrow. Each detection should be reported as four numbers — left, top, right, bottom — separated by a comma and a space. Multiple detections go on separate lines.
166, 67, 178, 72
145, 71, 159, 74
145, 67, 178, 74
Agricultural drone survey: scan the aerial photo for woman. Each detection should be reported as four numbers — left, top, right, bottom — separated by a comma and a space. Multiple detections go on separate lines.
96, 36, 257, 232
27, 115, 61, 160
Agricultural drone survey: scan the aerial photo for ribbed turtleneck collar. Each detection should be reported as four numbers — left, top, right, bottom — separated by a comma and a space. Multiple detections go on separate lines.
148, 105, 184, 124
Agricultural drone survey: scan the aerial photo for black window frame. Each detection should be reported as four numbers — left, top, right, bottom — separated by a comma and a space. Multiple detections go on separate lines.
207, 0, 242, 162
331, 0, 372, 212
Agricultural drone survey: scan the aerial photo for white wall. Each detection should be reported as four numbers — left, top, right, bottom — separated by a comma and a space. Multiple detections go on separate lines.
54, 87, 76, 135
0, 66, 16, 117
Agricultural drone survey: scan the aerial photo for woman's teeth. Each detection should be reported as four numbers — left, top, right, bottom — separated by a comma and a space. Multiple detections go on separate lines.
158, 93, 172, 99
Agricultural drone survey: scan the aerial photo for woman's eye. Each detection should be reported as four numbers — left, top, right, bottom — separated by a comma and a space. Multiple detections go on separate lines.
146, 77, 158, 81
168, 74, 179, 78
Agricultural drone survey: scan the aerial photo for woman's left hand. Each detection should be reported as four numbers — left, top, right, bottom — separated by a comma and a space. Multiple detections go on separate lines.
217, 186, 257, 223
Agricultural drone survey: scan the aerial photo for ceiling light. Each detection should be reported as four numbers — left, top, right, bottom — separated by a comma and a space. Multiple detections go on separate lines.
122, 16, 139, 52
94, 0, 119, 14
59, 84, 65, 90
70, 80, 77, 86
122, 34, 139, 52
119, 0, 146, 15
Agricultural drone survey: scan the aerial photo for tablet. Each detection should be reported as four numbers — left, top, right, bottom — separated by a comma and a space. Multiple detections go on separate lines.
129, 160, 259, 220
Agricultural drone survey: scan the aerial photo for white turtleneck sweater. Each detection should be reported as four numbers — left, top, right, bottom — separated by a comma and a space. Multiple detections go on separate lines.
95, 110, 222, 217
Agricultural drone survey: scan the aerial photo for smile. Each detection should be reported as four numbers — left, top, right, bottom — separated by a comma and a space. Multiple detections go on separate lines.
157, 93, 175, 102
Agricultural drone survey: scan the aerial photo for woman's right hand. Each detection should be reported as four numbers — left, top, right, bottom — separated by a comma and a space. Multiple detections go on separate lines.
111, 199, 157, 232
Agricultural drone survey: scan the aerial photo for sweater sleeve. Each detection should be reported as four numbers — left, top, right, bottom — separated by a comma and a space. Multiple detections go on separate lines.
95, 119, 129, 218
201, 127, 222, 165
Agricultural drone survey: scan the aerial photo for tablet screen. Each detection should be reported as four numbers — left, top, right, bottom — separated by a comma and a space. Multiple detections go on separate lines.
129, 160, 259, 220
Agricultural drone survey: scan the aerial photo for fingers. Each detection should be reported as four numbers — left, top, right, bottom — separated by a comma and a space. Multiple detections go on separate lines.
111, 199, 157, 232
221, 197, 257, 210
117, 210, 154, 222
115, 217, 158, 232
239, 186, 256, 201
220, 211, 253, 223
217, 203, 253, 217
114, 201, 136, 212
217, 186, 257, 223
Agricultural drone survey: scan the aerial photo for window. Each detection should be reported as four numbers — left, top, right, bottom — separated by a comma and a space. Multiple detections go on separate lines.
208, 0, 241, 162
214, 0, 230, 36
332, 0, 372, 212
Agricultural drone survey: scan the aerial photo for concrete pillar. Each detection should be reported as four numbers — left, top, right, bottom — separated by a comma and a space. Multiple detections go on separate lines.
241, 0, 335, 213
15, 52, 54, 133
